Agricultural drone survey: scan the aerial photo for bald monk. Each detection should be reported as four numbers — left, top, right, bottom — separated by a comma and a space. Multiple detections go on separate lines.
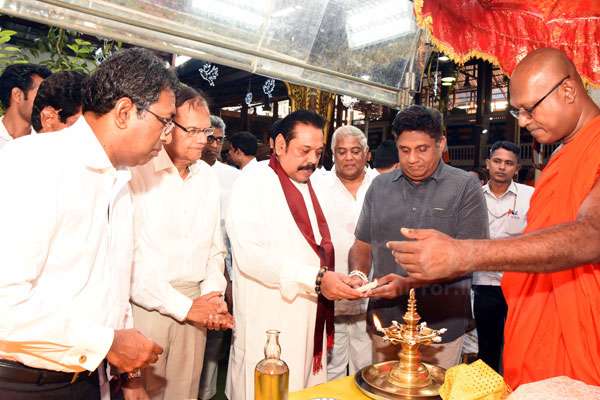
387, 48, 600, 388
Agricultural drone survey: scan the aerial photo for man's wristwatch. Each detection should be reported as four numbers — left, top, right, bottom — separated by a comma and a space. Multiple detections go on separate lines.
120, 369, 142, 383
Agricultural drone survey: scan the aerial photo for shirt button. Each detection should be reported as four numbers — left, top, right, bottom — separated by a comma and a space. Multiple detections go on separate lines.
79, 355, 87, 364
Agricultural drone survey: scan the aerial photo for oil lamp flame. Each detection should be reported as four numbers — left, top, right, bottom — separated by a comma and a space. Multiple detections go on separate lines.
373, 314, 385, 333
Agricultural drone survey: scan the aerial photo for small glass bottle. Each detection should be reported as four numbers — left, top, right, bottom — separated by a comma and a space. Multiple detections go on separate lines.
254, 329, 289, 400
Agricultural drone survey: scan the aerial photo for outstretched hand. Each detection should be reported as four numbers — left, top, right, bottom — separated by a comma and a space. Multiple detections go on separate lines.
386, 228, 471, 281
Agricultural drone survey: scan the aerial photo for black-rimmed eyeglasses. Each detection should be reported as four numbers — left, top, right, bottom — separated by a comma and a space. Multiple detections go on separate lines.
509, 75, 569, 120
145, 109, 175, 136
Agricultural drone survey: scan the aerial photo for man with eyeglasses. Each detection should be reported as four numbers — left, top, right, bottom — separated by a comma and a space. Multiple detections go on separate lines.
128, 84, 232, 400
0, 48, 172, 399
198, 114, 240, 400
387, 48, 600, 389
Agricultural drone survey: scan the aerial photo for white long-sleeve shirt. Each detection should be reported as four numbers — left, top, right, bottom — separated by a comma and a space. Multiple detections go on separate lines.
129, 149, 226, 322
313, 168, 378, 315
0, 116, 133, 373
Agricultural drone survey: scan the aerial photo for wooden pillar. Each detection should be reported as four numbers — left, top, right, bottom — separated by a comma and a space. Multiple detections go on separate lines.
335, 96, 344, 129
473, 60, 493, 168
241, 102, 249, 131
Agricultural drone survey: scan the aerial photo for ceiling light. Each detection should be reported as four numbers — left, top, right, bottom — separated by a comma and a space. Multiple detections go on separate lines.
442, 81, 453, 86
441, 76, 456, 82
438, 55, 450, 62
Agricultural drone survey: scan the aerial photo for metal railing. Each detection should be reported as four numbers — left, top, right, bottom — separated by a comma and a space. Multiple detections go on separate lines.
448, 142, 561, 167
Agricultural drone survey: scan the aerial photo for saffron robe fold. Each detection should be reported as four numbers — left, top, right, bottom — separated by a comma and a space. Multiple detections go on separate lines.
502, 115, 600, 389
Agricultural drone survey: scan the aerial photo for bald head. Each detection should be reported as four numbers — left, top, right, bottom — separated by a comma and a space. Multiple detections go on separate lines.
509, 48, 598, 144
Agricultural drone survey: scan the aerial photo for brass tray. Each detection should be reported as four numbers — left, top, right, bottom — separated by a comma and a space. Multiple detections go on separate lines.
354, 361, 445, 399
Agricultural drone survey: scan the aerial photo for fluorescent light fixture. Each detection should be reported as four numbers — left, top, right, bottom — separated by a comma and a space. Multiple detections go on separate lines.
441, 76, 456, 82
345, 0, 416, 49
442, 82, 453, 86
438, 55, 450, 62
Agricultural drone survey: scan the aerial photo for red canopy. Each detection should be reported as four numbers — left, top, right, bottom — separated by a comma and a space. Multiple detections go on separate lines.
414, 0, 600, 85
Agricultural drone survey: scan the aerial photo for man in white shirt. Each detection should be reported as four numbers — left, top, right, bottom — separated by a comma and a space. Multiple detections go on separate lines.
201, 115, 240, 212
0, 63, 51, 147
225, 111, 364, 399
30, 71, 86, 133
474, 140, 534, 372
129, 84, 233, 400
228, 131, 258, 170
198, 114, 240, 400
0, 48, 176, 399
313, 125, 378, 381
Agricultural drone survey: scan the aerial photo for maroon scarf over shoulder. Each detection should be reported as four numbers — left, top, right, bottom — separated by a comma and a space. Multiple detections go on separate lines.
269, 154, 334, 374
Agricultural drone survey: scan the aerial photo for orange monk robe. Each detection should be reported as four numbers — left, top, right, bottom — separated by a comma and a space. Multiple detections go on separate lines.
502, 115, 600, 389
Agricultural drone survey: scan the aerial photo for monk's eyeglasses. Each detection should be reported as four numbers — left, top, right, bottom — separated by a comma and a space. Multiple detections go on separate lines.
509, 75, 569, 120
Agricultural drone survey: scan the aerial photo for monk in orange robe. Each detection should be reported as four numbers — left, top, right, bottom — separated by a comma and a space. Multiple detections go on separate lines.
386, 48, 600, 389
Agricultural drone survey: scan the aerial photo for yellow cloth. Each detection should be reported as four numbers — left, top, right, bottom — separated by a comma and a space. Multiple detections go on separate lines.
440, 360, 511, 400
289, 376, 371, 400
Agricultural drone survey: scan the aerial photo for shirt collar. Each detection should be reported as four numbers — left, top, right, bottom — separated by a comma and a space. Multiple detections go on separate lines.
242, 157, 257, 169
75, 116, 114, 171
152, 147, 204, 177
392, 160, 446, 182
0, 116, 12, 142
483, 180, 517, 198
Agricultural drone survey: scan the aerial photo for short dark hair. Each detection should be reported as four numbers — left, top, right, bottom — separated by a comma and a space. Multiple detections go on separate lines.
392, 105, 443, 141
373, 140, 399, 168
270, 110, 325, 144
82, 47, 178, 116
230, 131, 258, 156
174, 83, 207, 110
0, 63, 51, 109
489, 140, 520, 161
31, 71, 87, 132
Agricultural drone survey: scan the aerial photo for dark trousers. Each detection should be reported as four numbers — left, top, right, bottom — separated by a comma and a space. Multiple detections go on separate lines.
473, 285, 507, 373
0, 374, 100, 400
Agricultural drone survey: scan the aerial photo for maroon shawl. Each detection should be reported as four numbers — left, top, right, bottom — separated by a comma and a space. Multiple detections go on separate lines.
269, 154, 334, 373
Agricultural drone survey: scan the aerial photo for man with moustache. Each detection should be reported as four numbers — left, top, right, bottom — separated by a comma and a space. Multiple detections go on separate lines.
348, 105, 488, 370
389, 48, 600, 388
128, 84, 233, 400
225, 110, 364, 399
313, 125, 378, 380
474, 141, 533, 372
0, 48, 173, 399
